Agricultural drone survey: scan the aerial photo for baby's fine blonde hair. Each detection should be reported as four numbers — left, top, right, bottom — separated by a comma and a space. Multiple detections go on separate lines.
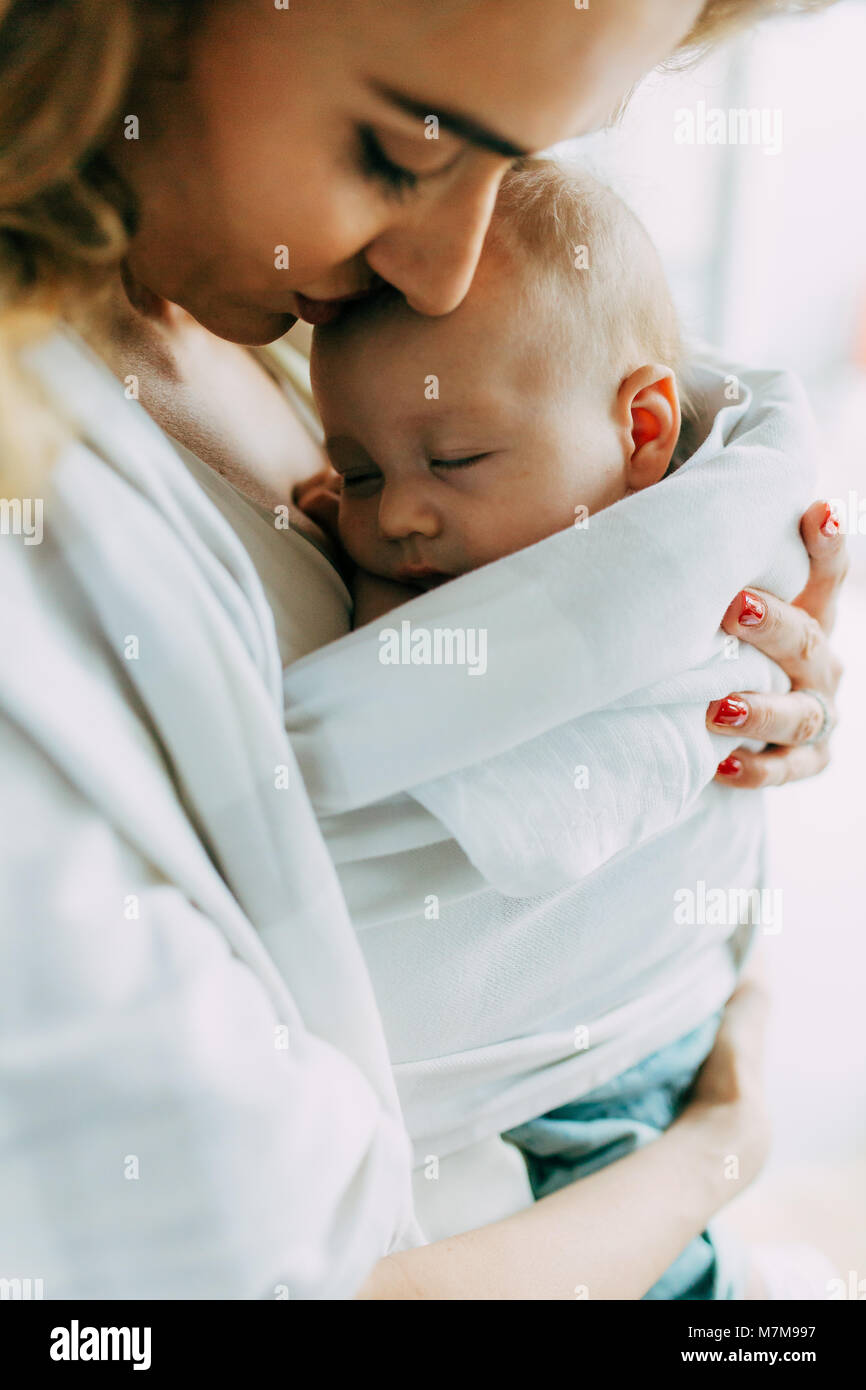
485, 159, 700, 440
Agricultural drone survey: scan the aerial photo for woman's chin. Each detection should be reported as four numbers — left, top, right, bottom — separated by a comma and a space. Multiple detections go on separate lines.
122, 269, 298, 345
192, 305, 299, 346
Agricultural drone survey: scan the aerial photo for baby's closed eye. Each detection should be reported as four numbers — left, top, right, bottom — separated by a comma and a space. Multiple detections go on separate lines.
340, 469, 383, 496
429, 453, 492, 470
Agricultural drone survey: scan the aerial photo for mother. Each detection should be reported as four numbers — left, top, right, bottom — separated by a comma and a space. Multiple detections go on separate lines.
0, 0, 845, 1299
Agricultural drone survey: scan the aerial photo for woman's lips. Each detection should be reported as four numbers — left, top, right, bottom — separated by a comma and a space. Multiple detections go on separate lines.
294, 291, 370, 326
294, 294, 344, 326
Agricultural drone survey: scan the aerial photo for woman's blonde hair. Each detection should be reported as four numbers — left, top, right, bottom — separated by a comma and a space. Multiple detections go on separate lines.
0, 0, 837, 480
0, 0, 199, 480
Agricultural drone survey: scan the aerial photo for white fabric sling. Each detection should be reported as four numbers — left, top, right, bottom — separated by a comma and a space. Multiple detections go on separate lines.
284, 355, 816, 813
280, 352, 819, 1160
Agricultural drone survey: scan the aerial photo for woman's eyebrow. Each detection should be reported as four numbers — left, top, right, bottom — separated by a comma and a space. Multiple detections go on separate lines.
369, 80, 530, 160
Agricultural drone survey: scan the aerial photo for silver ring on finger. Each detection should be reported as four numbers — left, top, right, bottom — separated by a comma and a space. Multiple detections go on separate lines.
800, 688, 834, 744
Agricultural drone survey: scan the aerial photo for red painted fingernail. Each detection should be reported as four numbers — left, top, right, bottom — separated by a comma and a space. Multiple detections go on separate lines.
714, 696, 750, 727
820, 503, 840, 538
738, 591, 766, 626
717, 756, 743, 777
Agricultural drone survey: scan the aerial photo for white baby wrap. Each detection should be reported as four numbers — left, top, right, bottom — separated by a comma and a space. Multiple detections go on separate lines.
0, 326, 819, 1292
283, 353, 818, 1161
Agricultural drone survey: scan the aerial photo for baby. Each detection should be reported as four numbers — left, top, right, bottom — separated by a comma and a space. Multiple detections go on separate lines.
310, 158, 698, 626
302, 159, 790, 1299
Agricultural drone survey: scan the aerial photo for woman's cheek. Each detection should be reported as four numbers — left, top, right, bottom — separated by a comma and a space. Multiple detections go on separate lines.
281, 169, 383, 284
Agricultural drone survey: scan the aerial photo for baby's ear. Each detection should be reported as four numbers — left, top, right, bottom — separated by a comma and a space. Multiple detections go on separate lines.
619, 366, 681, 491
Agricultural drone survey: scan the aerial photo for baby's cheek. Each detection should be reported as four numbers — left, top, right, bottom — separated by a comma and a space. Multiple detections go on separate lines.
468, 496, 576, 565
458, 505, 530, 567
336, 500, 361, 556
338, 503, 380, 568
495, 500, 554, 553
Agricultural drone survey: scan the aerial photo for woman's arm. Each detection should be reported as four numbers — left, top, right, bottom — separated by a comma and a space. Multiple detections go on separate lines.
361, 1116, 739, 1301
358, 977, 769, 1300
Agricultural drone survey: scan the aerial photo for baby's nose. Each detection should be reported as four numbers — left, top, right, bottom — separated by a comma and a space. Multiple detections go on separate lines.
377, 482, 440, 540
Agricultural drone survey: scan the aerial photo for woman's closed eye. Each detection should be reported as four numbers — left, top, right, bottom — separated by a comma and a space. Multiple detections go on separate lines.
357, 124, 464, 198
358, 126, 418, 195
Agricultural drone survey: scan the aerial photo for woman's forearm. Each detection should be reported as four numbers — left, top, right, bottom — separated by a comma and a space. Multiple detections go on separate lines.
358, 1106, 742, 1300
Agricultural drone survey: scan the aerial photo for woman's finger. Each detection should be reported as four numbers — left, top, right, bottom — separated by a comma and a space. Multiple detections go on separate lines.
793, 500, 849, 635
292, 464, 342, 510
295, 484, 341, 537
292, 464, 343, 538
720, 587, 840, 692
707, 688, 835, 746
714, 739, 831, 788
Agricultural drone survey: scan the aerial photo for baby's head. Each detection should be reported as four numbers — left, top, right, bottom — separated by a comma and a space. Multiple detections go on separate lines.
311, 159, 693, 590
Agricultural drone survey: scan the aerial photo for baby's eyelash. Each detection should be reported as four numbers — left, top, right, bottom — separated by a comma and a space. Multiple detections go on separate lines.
342, 471, 381, 489
430, 454, 488, 470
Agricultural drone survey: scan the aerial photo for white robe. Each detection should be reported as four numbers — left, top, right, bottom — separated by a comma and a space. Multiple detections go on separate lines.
0, 328, 418, 1299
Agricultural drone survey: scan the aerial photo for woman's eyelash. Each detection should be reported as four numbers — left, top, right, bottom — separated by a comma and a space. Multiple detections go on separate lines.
358, 127, 418, 195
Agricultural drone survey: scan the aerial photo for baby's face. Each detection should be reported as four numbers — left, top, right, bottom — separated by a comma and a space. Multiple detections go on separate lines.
311, 261, 627, 590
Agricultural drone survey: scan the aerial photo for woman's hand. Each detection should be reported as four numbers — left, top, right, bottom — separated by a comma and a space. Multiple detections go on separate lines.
360, 970, 772, 1301
293, 463, 343, 541
708, 500, 847, 787
684, 961, 772, 1192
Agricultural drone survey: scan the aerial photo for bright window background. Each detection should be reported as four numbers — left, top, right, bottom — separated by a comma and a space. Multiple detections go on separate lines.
562, 1, 866, 1275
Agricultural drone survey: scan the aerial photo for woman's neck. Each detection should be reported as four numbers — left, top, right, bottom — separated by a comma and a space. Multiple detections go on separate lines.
73, 271, 334, 543
77, 270, 199, 389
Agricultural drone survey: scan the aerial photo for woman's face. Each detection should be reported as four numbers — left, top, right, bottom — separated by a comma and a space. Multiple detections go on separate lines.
119, 0, 702, 343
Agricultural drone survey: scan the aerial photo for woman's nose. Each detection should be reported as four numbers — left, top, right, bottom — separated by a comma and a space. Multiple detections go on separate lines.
364, 167, 505, 318
377, 481, 441, 541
